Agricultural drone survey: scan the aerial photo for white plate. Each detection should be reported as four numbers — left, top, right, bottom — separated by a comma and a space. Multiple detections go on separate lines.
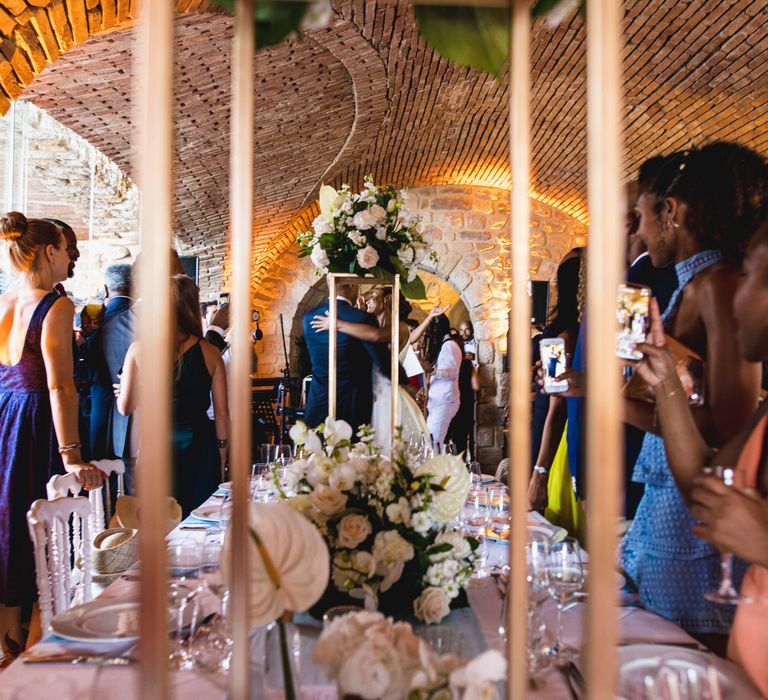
619, 645, 741, 698
52, 600, 141, 643
218, 481, 232, 492
190, 504, 228, 522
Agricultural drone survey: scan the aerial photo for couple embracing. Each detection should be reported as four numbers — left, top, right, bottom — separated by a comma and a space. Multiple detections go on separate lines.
302, 282, 428, 451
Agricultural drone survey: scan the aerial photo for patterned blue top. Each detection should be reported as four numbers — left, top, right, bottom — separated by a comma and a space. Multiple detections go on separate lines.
622, 250, 746, 635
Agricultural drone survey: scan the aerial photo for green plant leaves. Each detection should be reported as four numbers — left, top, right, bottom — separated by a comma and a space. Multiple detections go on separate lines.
412, 4, 510, 78
209, 0, 313, 48
412, 0, 585, 78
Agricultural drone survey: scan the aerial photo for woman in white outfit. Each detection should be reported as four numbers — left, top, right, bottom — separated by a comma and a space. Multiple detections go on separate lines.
310, 288, 430, 454
422, 313, 463, 444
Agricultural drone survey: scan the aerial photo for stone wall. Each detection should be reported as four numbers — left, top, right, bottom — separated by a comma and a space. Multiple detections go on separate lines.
252, 184, 588, 473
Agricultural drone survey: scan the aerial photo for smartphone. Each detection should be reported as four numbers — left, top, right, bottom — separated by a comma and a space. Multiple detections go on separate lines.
540, 338, 568, 393
615, 283, 651, 360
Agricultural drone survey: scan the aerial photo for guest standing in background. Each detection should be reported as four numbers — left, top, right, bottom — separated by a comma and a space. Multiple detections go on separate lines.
447, 347, 480, 459
458, 320, 478, 368
422, 313, 462, 444
116, 274, 228, 515
0, 213, 102, 665
86, 264, 136, 493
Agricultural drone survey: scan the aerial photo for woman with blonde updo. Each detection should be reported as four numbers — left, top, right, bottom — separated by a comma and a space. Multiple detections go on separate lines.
0, 212, 102, 663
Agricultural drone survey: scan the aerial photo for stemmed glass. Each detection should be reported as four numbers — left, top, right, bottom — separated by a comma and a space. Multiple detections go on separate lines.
467, 461, 483, 488
545, 538, 584, 662
250, 462, 272, 502
462, 490, 491, 579
167, 541, 203, 670
200, 528, 227, 602
703, 465, 751, 605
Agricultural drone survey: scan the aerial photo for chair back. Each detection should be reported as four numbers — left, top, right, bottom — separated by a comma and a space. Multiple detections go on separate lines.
27, 496, 93, 634
46, 459, 125, 533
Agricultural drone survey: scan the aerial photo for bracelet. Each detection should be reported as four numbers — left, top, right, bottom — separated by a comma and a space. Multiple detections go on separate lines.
217, 439, 228, 449
533, 464, 549, 476
656, 376, 679, 401
58, 442, 81, 454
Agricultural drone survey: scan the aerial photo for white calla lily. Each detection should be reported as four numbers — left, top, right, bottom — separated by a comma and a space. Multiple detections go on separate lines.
319, 184, 340, 222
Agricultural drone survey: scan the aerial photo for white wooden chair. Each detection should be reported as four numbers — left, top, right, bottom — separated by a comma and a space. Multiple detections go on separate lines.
27, 496, 93, 634
46, 458, 125, 534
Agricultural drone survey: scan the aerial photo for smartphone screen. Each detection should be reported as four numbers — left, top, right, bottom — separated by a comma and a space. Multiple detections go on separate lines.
615, 283, 651, 360
540, 338, 568, 393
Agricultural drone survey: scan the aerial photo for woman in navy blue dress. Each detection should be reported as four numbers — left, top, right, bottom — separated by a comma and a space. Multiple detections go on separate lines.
0, 213, 102, 663
117, 274, 229, 516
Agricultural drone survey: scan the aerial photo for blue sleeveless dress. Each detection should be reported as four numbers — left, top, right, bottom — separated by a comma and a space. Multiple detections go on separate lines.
621, 251, 745, 635
0, 292, 66, 607
172, 340, 219, 516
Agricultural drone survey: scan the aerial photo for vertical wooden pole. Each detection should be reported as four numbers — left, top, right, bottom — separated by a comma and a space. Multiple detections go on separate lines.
327, 274, 337, 420
507, 0, 530, 697
229, 0, 253, 698
585, 0, 624, 697
391, 275, 400, 441
133, 1, 173, 698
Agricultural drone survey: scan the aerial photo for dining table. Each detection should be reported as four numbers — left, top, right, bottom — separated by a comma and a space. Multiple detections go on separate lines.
1, 488, 761, 699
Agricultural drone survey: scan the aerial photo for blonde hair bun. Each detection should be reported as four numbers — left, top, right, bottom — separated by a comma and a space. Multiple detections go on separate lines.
0, 211, 28, 241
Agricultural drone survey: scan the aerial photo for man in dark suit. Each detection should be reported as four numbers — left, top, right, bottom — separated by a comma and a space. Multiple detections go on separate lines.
302, 283, 389, 435
87, 264, 136, 493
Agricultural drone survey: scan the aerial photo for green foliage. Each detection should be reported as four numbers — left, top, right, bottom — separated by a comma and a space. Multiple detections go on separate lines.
412, 0, 585, 78
209, 0, 311, 48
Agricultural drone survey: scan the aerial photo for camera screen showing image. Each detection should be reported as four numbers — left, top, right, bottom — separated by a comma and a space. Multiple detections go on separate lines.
540, 338, 568, 393
615, 284, 651, 361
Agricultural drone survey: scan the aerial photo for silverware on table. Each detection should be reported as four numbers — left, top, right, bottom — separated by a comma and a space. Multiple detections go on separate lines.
179, 525, 209, 531
21, 651, 134, 665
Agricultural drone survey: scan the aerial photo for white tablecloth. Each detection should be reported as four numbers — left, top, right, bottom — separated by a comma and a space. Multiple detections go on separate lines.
1, 494, 760, 699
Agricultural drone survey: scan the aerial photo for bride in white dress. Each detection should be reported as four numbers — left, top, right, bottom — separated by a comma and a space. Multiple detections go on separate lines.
310, 288, 431, 454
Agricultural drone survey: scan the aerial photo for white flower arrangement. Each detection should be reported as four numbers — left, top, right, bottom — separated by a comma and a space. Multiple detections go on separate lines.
313, 610, 506, 699
281, 419, 477, 624
297, 176, 437, 299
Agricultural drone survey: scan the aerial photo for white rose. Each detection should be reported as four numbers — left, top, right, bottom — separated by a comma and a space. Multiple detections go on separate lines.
385, 497, 411, 526
375, 225, 387, 241
312, 214, 332, 236
338, 649, 393, 700
288, 421, 308, 444
413, 586, 451, 625
368, 204, 387, 225
329, 463, 356, 492
309, 485, 348, 516
412, 511, 432, 535
433, 530, 472, 561
449, 650, 506, 698
337, 514, 372, 549
356, 245, 380, 270
351, 550, 375, 575
352, 209, 376, 230
310, 244, 330, 272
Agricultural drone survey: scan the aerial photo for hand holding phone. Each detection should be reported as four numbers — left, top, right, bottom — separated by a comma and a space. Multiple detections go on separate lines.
615, 283, 651, 360
540, 338, 568, 394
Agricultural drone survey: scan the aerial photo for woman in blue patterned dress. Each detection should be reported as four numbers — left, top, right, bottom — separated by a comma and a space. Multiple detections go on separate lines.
623, 143, 768, 649
0, 213, 102, 664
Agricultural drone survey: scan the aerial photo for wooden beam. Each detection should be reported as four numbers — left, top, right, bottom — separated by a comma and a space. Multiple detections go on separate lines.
132, 0, 173, 698
507, 0, 530, 697
585, 0, 623, 697
228, 0, 253, 698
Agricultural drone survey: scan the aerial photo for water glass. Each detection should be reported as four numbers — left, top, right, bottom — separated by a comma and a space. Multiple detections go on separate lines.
545, 538, 584, 662
258, 443, 274, 465
462, 491, 491, 579
273, 444, 292, 465
467, 461, 483, 487
703, 465, 751, 605
167, 541, 203, 670
191, 591, 233, 676
251, 463, 273, 501
487, 487, 510, 539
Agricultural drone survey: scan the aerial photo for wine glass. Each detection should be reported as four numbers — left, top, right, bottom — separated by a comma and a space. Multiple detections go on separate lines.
545, 538, 584, 662
250, 463, 272, 502
461, 490, 491, 579
467, 461, 483, 487
703, 465, 751, 605
200, 528, 227, 601
487, 486, 510, 541
167, 541, 203, 670
191, 590, 233, 676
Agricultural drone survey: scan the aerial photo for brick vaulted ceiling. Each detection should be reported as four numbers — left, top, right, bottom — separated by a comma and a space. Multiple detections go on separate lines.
1, 0, 768, 287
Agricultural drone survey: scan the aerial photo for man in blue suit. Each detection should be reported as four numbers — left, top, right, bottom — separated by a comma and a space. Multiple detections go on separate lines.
87, 264, 136, 493
302, 283, 389, 435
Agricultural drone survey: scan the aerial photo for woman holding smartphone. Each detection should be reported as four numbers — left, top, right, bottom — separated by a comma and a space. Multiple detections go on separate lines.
629, 219, 768, 693
620, 143, 768, 648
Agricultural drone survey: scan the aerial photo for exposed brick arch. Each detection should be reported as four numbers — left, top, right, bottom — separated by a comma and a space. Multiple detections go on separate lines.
253, 184, 587, 471
0, 1, 215, 114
